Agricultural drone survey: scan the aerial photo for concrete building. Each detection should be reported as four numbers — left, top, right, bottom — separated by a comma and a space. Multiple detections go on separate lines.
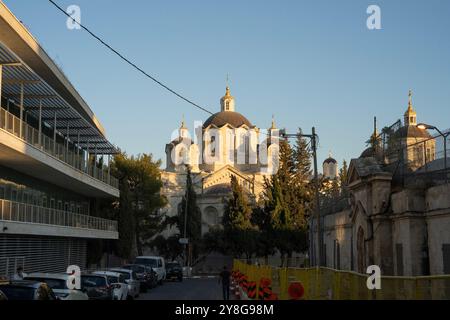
0, 2, 119, 276
311, 92, 450, 276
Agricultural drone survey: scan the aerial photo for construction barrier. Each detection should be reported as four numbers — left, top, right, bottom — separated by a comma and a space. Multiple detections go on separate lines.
233, 260, 450, 300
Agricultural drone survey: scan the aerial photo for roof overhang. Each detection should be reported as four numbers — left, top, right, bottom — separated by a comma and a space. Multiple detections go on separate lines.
0, 1, 117, 154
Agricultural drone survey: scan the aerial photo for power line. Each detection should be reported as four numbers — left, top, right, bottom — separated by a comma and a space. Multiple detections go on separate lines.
47, 0, 214, 116
47, 0, 279, 138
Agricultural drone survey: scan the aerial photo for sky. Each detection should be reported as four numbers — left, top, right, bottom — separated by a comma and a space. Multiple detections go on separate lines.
4, 0, 450, 170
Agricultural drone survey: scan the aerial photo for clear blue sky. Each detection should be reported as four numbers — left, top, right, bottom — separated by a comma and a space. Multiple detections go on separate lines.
4, 0, 450, 169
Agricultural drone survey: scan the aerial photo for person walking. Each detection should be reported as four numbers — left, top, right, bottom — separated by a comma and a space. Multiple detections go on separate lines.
218, 266, 231, 300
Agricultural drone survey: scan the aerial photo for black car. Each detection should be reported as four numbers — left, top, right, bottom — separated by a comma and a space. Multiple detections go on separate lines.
122, 264, 157, 291
0, 280, 57, 300
166, 262, 183, 282
80, 274, 113, 300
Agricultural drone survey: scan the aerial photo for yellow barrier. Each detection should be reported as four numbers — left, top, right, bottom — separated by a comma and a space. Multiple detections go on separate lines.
233, 260, 450, 300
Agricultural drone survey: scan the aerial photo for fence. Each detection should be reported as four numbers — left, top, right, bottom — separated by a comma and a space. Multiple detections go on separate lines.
0, 199, 118, 232
0, 107, 118, 189
233, 260, 450, 300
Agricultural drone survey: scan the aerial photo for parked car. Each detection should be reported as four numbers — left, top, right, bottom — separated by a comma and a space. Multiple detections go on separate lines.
0, 280, 57, 300
166, 262, 183, 282
24, 273, 88, 300
92, 271, 128, 300
109, 268, 140, 299
122, 264, 157, 291
134, 256, 166, 284
80, 274, 113, 300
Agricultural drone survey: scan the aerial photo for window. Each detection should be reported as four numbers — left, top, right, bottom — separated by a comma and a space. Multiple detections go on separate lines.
210, 136, 216, 157
226, 101, 230, 110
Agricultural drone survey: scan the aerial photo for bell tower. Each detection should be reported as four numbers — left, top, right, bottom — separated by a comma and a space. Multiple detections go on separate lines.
220, 86, 235, 112
404, 90, 417, 126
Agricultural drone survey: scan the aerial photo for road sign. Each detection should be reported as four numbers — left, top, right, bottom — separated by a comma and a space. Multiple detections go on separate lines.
179, 238, 189, 245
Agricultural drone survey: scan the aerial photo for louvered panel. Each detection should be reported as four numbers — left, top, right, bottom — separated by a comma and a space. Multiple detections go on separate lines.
0, 235, 86, 277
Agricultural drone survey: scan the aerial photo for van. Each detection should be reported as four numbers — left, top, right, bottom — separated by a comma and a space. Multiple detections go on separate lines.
134, 256, 166, 284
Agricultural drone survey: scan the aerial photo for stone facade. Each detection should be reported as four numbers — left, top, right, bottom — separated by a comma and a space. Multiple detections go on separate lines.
311, 95, 450, 276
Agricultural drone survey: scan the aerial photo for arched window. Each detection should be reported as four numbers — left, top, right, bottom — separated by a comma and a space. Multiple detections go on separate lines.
226, 101, 230, 111
211, 136, 216, 157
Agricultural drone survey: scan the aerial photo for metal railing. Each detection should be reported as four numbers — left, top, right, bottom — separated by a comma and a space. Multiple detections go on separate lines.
0, 199, 118, 232
0, 107, 119, 190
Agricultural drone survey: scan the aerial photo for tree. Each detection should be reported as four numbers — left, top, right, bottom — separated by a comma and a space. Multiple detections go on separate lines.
176, 166, 202, 263
112, 152, 167, 259
339, 160, 349, 196
222, 175, 257, 261
262, 134, 310, 266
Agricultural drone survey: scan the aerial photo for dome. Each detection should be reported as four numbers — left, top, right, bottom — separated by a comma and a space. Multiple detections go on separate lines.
360, 147, 375, 158
203, 111, 253, 129
394, 125, 432, 139
204, 184, 232, 195
323, 157, 337, 164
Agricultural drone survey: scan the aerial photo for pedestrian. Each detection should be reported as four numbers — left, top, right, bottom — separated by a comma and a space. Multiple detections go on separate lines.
11, 266, 26, 280
218, 266, 231, 300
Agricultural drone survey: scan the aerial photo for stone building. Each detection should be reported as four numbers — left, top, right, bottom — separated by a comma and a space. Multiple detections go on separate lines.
311, 92, 450, 276
161, 87, 278, 238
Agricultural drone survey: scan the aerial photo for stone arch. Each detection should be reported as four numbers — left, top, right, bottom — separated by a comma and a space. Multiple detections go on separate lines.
203, 206, 220, 226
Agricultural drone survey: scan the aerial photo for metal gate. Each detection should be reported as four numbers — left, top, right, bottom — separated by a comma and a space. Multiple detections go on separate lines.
0, 235, 87, 277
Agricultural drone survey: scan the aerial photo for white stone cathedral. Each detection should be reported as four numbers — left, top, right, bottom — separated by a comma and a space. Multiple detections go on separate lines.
160, 87, 279, 237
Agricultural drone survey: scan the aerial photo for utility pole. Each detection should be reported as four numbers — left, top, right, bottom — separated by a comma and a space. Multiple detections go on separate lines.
281, 127, 322, 266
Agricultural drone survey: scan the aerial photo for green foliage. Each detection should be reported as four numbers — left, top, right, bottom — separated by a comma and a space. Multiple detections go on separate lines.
150, 235, 184, 261
112, 152, 167, 259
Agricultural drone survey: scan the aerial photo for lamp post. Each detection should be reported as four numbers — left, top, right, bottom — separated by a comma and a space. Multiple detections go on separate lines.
280, 127, 322, 267
417, 123, 449, 177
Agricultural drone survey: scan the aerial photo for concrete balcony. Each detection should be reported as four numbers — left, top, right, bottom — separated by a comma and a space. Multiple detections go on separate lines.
0, 199, 118, 240
0, 108, 119, 198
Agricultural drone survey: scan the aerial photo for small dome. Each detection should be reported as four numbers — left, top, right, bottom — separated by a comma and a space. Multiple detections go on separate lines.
323, 157, 337, 164
395, 125, 432, 139
360, 147, 375, 158
203, 111, 253, 128
204, 184, 232, 195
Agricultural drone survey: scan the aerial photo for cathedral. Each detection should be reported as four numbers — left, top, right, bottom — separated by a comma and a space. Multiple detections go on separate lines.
161, 87, 279, 237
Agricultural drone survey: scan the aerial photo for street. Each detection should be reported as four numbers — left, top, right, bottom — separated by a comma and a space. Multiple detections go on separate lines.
137, 277, 234, 300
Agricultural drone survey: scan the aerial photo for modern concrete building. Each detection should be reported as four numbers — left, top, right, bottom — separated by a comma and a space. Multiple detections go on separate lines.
0, 1, 119, 276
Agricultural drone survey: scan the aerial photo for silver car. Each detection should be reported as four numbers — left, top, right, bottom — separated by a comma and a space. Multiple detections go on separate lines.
24, 273, 88, 300
109, 268, 140, 299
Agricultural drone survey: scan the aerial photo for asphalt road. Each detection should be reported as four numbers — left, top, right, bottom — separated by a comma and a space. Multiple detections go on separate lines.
137, 277, 234, 300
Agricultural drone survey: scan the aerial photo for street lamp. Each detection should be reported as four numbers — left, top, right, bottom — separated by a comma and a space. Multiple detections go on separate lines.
417, 123, 449, 175
280, 127, 322, 267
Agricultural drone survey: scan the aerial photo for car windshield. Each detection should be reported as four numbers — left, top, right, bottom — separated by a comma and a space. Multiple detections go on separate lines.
0, 286, 35, 300
135, 258, 157, 268
25, 278, 67, 290
81, 276, 106, 287
107, 276, 119, 284
113, 271, 130, 280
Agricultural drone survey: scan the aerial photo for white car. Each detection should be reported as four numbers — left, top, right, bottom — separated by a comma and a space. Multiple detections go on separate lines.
134, 256, 166, 284
109, 268, 140, 299
24, 273, 88, 300
92, 271, 128, 300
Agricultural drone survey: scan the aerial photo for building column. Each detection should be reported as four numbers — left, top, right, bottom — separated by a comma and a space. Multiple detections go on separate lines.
77, 131, 80, 170
53, 112, 57, 155
19, 83, 24, 138
38, 99, 42, 147
0, 65, 2, 104
86, 139, 90, 173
